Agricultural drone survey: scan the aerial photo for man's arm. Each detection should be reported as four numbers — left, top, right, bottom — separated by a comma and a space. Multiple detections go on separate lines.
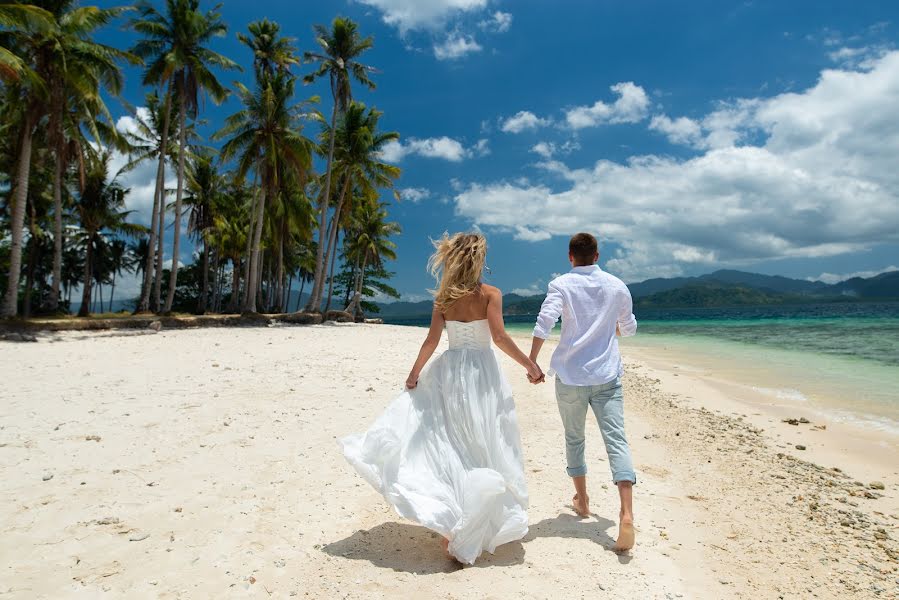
617, 284, 637, 337
530, 282, 564, 368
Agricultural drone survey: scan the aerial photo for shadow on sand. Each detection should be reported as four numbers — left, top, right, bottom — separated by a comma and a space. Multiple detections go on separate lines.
322, 512, 630, 573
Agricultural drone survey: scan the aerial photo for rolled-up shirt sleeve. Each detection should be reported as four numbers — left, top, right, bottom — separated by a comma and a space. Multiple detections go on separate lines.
617, 284, 638, 337
533, 282, 564, 339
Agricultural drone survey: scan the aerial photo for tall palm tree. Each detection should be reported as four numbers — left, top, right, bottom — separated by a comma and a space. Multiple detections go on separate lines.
120, 91, 178, 312
344, 201, 399, 317
237, 18, 298, 80
184, 149, 221, 313
38, 1, 138, 313
321, 102, 400, 309
129, 0, 238, 314
74, 153, 145, 317
303, 17, 376, 313
215, 71, 316, 313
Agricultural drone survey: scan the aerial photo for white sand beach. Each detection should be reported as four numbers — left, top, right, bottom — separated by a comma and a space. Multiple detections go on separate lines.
1, 324, 897, 598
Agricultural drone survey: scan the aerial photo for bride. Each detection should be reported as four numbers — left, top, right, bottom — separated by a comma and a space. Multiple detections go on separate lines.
340, 232, 543, 564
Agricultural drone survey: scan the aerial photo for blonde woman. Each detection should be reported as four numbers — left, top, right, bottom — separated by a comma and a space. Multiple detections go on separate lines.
341, 232, 541, 565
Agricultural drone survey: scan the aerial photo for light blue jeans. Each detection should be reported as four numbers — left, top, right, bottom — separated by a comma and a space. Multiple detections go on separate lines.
555, 376, 637, 484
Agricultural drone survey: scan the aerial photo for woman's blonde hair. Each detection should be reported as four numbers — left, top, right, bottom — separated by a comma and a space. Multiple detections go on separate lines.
428, 232, 487, 312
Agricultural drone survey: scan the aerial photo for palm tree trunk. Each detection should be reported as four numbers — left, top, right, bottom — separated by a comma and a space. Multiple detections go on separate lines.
296, 276, 306, 312
164, 89, 188, 313
276, 242, 284, 313
1, 113, 35, 318
48, 149, 64, 312
144, 89, 173, 314
198, 237, 209, 314
324, 234, 340, 312
23, 209, 38, 319
229, 258, 241, 313
246, 185, 266, 313
242, 180, 258, 311
284, 273, 293, 313
345, 252, 369, 316
110, 270, 116, 311
306, 101, 340, 312
78, 236, 94, 317
322, 176, 351, 312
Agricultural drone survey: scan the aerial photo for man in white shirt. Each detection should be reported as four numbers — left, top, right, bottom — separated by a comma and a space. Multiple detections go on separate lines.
529, 232, 638, 552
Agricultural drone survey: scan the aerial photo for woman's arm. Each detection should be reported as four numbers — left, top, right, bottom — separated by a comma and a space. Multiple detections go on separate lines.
406, 305, 445, 389
486, 287, 543, 381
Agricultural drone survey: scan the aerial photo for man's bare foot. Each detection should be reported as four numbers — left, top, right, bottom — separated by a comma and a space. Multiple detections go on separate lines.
613, 518, 635, 552
572, 493, 590, 517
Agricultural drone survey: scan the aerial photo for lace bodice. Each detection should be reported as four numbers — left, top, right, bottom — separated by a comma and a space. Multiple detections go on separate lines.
446, 319, 492, 350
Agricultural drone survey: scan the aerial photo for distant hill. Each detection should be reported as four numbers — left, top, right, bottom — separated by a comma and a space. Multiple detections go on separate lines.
374, 269, 899, 317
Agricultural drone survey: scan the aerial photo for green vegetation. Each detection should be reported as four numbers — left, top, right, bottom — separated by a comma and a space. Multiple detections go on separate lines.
0, 1, 402, 320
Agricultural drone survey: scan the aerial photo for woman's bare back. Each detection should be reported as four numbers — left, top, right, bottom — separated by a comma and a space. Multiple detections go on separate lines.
441, 285, 495, 323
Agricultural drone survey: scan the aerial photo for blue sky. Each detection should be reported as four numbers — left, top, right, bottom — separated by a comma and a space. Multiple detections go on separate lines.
94, 0, 899, 301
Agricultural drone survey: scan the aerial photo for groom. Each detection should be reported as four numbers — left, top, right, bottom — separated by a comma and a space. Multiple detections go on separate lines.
528, 232, 638, 551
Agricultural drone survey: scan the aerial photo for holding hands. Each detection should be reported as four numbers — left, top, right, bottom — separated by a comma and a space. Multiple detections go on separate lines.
526, 360, 545, 384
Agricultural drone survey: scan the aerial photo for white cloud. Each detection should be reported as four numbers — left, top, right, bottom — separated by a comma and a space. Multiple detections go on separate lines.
433, 32, 482, 60
509, 281, 545, 296
380, 136, 485, 162
108, 108, 176, 228
501, 110, 551, 133
478, 11, 512, 33
649, 114, 704, 147
564, 82, 650, 129
827, 44, 892, 69
356, 0, 489, 33
399, 187, 430, 202
451, 52, 899, 281
530, 140, 580, 159
811, 266, 898, 284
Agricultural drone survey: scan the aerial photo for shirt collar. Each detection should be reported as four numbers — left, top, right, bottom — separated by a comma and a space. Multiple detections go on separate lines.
570, 264, 600, 274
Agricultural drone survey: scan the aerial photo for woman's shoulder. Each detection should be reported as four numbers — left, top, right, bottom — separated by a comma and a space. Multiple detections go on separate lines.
480, 283, 502, 298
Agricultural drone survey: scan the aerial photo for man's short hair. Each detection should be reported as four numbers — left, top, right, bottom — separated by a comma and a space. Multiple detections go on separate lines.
569, 233, 598, 265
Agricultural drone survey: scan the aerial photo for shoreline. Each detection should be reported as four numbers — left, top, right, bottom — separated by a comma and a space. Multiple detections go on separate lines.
2, 324, 896, 598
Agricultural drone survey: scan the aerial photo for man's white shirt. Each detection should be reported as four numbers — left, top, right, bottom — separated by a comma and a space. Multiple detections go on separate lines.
533, 265, 637, 386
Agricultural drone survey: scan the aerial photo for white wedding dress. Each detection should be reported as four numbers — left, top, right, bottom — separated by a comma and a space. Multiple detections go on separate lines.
340, 319, 529, 564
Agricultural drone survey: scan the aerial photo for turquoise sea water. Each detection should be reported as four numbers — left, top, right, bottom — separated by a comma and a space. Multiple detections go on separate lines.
385, 302, 899, 430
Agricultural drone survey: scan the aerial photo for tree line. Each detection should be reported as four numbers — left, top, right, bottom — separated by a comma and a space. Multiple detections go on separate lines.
0, 0, 402, 319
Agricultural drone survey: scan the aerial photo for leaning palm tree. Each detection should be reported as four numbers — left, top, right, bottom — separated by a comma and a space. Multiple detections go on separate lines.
74, 153, 146, 317
321, 102, 400, 309
129, 0, 238, 314
0, 3, 52, 317
303, 17, 376, 313
215, 71, 316, 313
344, 201, 400, 317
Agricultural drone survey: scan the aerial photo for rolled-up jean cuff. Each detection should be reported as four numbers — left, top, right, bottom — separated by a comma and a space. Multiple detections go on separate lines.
612, 471, 637, 484
566, 465, 587, 477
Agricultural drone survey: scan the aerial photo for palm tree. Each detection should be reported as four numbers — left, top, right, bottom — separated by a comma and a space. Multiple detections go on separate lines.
120, 91, 178, 312
0, 3, 53, 83
321, 102, 400, 309
184, 149, 221, 313
129, 0, 238, 314
344, 201, 399, 317
74, 153, 145, 317
215, 71, 316, 313
207, 179, 250, 313
238, 18, 298, 80
303, 17, 376, 313
38, 1, 138, 313
104, 237, 132, 311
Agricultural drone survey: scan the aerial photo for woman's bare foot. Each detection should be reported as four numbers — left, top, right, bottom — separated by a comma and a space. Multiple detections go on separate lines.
613, 517, 635, 552
572, 493, 590, 517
